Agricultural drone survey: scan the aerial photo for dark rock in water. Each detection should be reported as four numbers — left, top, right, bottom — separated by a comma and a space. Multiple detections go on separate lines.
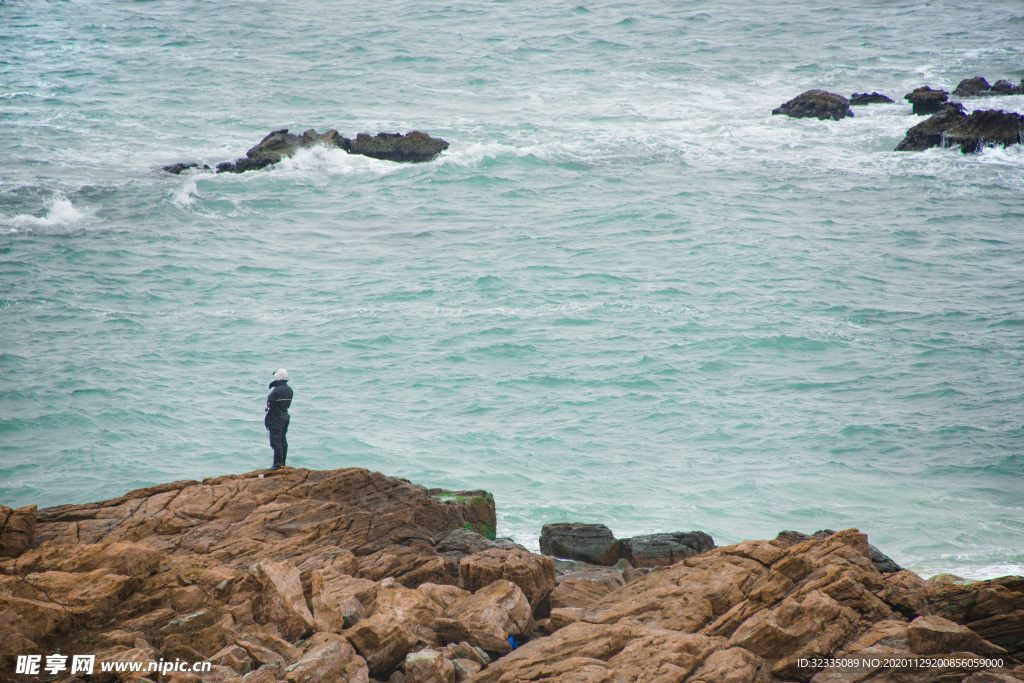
941, 109, 1024, 153
619, 531, 715, 568
162, 162, 211, 175
347, 131, 449, 162
216, 157, 274, 174
776, 529, 902, 574
904, 86, 949, 115
991, 79, 1024, 95
895, 102, 966, 151
772, 89, 853, 120
215, 128, 449, 173
850, 92, 895, 105
539, 523, 621, 566
952, 76, 992, 97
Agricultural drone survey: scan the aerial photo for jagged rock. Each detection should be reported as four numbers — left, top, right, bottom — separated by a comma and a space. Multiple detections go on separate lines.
0, 505, 36, 558
404, 648, 455, 683
253, 561, 314, 641
345, 581, 446, 675
850, 92, 895, 105
774, 530, 900, 573
310, 569, 364, 633
451, 658, 481, 682
952, 76, 992, 97
458, 546, 556, 605
539, 523, 621, 566
620, 531, 716, 567
285, 632, 369, 683
434, 579, 534, 654
904, 86, 950, 115
942, 109, 1024, 153
771, 90, 853, 120
906, 614, 1007, 656
347, 131, 449, 163
550, 570, 623, 610
894, 103, 967, 151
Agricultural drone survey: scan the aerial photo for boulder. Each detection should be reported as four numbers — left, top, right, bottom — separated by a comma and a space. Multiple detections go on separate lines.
942, 109, 1024, 153
906, 614, 1007, 656
771, 90, 853, 120
539, 523, 621, 566
991, 79, 1024, 95
347, 131, 449, 163
0, 505, 36, 558
952, 76, 992, 97
285, 632, 370, 683
550, 572, 623, 610
620, 531, 716, 567
849, 92, 895, 105
403, 648, 455, 683
252, 561, 314, 641
904, 86, 950, 115
162, 162, 211, 175
435, 579, 534, 654
894, 102, 967, 151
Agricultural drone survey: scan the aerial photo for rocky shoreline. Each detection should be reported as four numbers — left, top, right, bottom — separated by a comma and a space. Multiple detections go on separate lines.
2, 467, 1022, 682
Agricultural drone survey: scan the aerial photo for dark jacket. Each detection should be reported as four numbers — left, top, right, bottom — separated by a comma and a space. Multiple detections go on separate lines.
265, 379, 293, 430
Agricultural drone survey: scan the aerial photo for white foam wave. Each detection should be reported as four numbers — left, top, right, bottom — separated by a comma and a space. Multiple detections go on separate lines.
171, 177, 198, 209
272, 145, 402, 176
6, 196, 86, 232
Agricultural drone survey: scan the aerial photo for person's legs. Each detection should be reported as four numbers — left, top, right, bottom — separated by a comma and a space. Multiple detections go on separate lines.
269, 429, 284, 469
280, 419, 289, 466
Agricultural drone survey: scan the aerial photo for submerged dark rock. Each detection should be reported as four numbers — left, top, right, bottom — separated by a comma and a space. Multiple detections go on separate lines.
213, 128, 449, 173
849, 92, 895, 105
347, 131, 450, 162
162, 162, 211, 175
952, 76, 992, 97
772, 89, 853, 120
904, 86, 950, 115
942, 109, 1024, 153
895, 102, 966, 151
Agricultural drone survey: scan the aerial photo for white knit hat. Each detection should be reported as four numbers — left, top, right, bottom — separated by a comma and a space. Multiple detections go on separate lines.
273, 368, 288, 381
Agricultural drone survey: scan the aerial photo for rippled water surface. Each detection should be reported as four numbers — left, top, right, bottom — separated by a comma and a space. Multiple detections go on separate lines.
2, 0, 1023, 578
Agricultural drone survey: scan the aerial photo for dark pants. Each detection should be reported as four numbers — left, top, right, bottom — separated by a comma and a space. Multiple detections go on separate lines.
268, 421, 288, 468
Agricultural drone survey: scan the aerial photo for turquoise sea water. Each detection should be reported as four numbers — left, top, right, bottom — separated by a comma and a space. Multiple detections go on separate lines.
2, 0, 1023, 579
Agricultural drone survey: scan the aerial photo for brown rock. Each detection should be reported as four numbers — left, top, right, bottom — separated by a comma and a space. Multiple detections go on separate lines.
0, 505, 36, 558
439, 579, 534, 654
688, 646, 773, 683
285, 632, 369, 683
310, 569, 363, 633
458, 546, 555, 605
451, 658, 481, 682
907, 614, 1007, 656
210, 644, 255, 675
404, 648, 455, 683
548, 607, 583, 632
550, 570, 623, 609
346, 582, 444, 675
252, 561, 314, 641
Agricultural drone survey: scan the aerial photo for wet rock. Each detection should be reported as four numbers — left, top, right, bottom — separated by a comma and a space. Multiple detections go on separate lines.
907, 614, 1007, 656
162, 162, 211, 175
942, 109, 1024, 153
894, 102, 967, 151
952, 76, 992, 97
347, 131, 449, 163
771, 90, 853, 120
539, 523, 621, 566
849, 92, 895, 105
620, 531, 716, 568
991, 79, 1024, 95
904, 86, 950, 115
0, 505, 36, 558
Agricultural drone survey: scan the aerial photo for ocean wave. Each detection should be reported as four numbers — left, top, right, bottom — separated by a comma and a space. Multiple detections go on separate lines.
4, 196, 86, 233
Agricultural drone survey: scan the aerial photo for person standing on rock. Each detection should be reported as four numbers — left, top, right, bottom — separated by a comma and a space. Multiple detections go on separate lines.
265, 369, 293, 470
